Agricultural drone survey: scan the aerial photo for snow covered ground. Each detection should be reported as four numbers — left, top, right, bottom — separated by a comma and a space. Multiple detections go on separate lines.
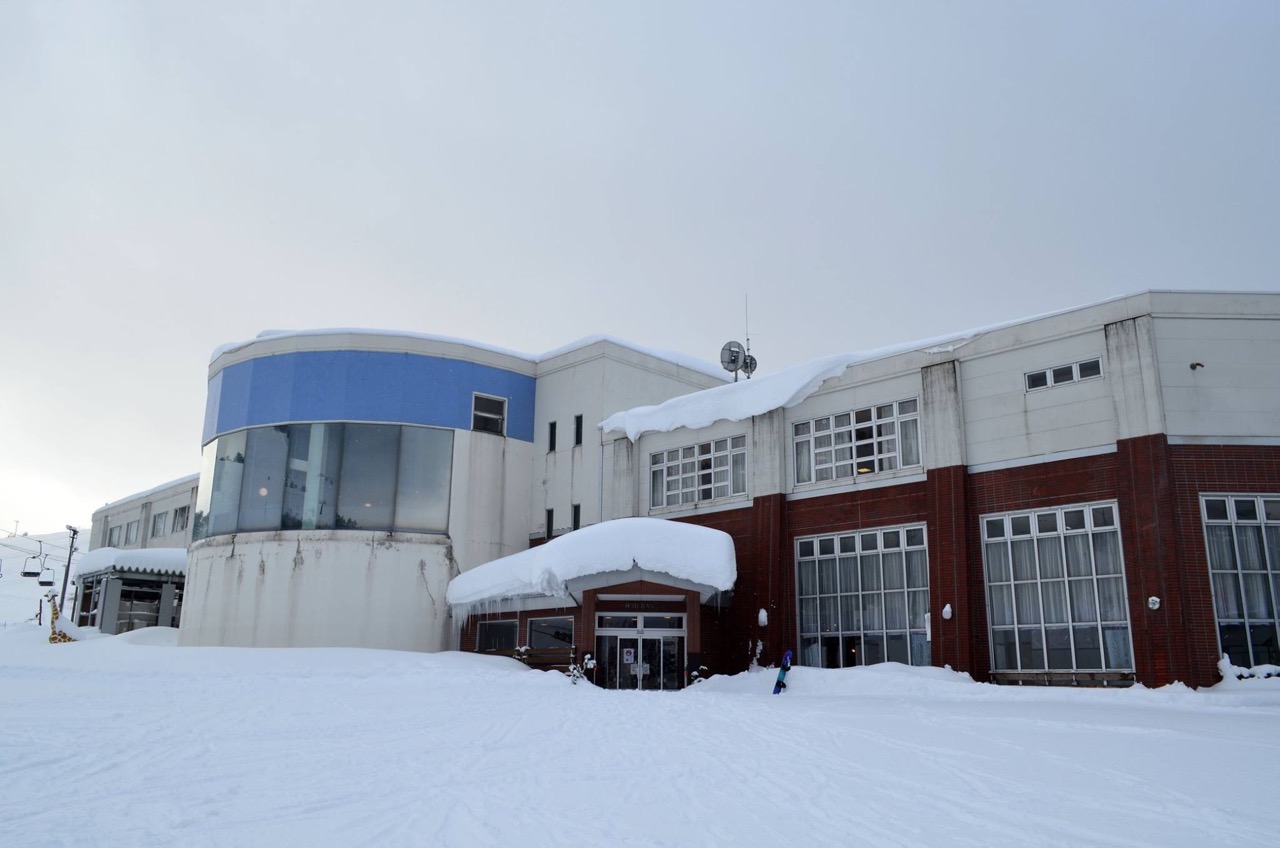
3, 628, 1277, 847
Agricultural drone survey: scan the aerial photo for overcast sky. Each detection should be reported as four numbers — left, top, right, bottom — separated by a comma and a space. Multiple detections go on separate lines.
2, 2, 1277, 535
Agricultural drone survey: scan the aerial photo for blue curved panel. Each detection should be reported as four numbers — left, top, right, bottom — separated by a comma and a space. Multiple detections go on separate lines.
204, 350, 536, 444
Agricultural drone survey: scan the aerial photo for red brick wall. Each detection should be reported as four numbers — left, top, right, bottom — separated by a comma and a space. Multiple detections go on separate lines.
458, 606, 580, 653
1167, 442, 1280, 686
965, 451, 1121, 683
458, 439, 1280, 688
674, 494, 787, 673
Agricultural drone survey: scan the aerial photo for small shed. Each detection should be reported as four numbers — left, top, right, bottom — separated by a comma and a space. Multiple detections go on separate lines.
72, 547, 188, 634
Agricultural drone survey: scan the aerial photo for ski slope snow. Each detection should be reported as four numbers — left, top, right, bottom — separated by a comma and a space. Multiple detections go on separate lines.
2, 627, 1277, 847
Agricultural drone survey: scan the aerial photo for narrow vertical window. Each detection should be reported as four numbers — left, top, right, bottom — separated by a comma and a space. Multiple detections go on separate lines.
572, 504, 581, 531
574, 414, 584, 446
545, 508, 554, 540
548, 421, 557, 452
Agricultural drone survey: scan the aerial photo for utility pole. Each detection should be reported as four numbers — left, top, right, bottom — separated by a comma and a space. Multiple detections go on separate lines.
60, 525, 79, 609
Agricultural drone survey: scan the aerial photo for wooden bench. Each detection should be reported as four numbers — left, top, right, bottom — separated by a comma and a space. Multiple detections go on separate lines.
516, 645, 577, 673
475, 645, 578, 673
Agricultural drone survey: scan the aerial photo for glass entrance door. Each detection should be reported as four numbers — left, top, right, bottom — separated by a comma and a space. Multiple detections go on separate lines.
595, 632, 686, 690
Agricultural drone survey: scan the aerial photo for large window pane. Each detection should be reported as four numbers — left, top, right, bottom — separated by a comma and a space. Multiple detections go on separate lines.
1011, 539, 1037, 581
336, 424, 399, 529
238, 426, 288, 532
395, 427, 453, 532
1103, 625, 1133, 670
1018, 628, 1045, 670
529, 617, 573, 649
991, 629, 1017, 670
207, 431, 247, 537
1045, 627, 1073, 669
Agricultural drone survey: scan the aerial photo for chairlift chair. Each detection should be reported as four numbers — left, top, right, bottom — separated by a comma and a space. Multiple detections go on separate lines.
38, 564, 55, 587
21, 543, 44, 578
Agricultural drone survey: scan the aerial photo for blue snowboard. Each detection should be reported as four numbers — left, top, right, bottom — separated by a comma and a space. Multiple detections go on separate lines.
772, 650, 793, 694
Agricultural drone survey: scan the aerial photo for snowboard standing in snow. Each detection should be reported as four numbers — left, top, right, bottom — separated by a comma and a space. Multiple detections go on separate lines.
772, 650, 793, 694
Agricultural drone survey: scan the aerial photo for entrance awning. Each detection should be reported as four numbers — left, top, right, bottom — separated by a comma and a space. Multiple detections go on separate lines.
446, 518, 737, 611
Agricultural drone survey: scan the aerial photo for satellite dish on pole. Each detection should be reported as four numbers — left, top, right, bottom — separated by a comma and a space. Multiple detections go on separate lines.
720, 341, 746, 378
742, 354, 757, 378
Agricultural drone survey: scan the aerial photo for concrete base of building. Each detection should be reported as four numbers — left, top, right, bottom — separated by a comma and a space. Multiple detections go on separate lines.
179, 530, 456, 651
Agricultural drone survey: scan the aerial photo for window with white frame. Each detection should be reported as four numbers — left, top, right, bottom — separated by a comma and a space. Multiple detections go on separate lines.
1202, 495, 1280, 668
151, 512, 169, 538
172, 505, 190, 533
649, 436, 747, 508
107, 525, 122, 547
982, 502, 1133, 674
793, 398, 920, 484
796, 524, 930, 669
124, 520, 139, 546
1025, 357, 1102, 392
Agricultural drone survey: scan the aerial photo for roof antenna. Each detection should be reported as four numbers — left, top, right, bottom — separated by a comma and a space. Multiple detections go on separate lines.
719, 299, 759, 383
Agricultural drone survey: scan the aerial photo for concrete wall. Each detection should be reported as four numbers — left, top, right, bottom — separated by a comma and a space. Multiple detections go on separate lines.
960, 329, 1115, 468
532, 340, 727, 537
1154, 316, 1280, 440
180, 531, 454, 651
91, 475, 199, 552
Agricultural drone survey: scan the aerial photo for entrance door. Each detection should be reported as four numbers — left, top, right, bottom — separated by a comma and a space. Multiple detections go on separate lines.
595, 633, 686, 690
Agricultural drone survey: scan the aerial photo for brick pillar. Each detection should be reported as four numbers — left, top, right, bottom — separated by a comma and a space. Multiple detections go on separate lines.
1115, 434, 1194, 686
926, 464, 979, 676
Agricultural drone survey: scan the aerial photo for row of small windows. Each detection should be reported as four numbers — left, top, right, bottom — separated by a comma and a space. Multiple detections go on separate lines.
794, 398, 920, 483
548, 414, 585, 452
650, 436, 747, 508
1025, 357, 1102, 392
193, 422, 454, 540
105, 505, 191, 549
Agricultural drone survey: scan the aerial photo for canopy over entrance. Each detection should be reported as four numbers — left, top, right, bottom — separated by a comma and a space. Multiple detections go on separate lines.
446, 518, 737, 613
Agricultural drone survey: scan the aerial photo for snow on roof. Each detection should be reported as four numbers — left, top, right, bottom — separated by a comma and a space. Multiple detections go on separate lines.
446, 518, 736, 607
72, 547, 188, 580
95, 473, 200, 515
601, 353, 870, 441
598, 289, 1182, 441
211, 329, 727, 380
537, 335, 730, 382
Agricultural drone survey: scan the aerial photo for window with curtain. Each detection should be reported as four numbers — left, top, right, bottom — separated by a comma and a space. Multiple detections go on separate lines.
796, 524, 930, 670
982, 503, 1133, 673
1202, 495, 1280, 668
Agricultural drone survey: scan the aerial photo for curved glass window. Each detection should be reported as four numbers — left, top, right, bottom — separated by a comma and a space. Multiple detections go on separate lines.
194, 423, 453, 540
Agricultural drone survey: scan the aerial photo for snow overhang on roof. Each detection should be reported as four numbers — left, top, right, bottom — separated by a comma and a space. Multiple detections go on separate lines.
600, 353, 868, 442
446, 518, 736, 608
72, 547, 189, 581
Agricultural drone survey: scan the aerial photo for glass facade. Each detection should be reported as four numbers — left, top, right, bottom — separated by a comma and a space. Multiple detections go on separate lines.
193, 423, 453, 540
796, 524, 931, 669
